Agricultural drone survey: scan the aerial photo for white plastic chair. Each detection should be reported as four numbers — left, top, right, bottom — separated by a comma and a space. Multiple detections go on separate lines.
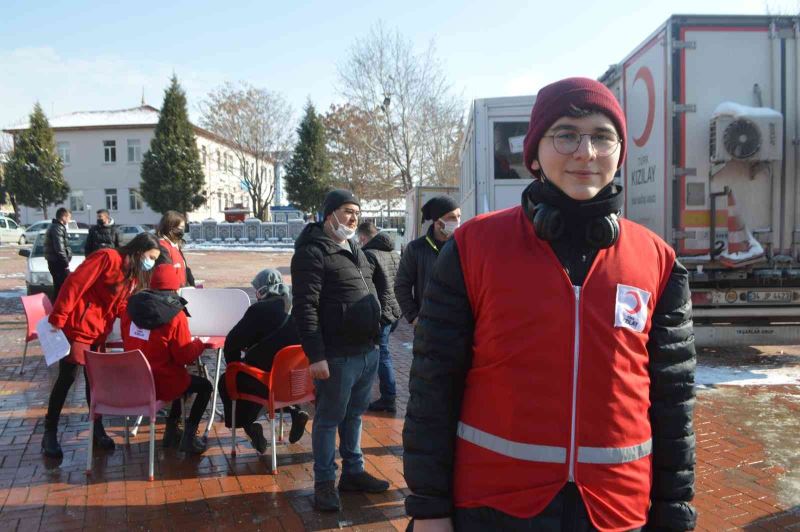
179, 288, 251, 436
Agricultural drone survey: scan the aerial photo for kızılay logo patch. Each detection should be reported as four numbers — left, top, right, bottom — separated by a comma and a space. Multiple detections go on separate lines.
614, 284, 651, 333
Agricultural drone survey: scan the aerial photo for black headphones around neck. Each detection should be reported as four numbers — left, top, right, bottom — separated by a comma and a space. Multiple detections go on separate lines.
522, 182, 622, 249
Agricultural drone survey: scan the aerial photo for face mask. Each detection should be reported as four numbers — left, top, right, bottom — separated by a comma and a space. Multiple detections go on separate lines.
440, 220, 460, 237
332, 212, 356, 240
141, 257, 156, 272
173, 228, 185, 239
97, 219, 105, 226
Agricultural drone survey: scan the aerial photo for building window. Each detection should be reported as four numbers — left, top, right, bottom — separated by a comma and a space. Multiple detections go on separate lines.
105, 188, 118, 210
223, 153, 229, 173
103, 140, 116, 163
216, 151, 221, 170
57, 142, 71, 165
201, 146, 207, 166
127, 139, 141, 163
69, 191, 84, 211
129, 188, 144, 211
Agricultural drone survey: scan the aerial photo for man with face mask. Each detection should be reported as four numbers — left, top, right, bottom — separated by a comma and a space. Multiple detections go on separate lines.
84, 209, 120, 256
291, 189, 388, 512
394, 196, 461, 325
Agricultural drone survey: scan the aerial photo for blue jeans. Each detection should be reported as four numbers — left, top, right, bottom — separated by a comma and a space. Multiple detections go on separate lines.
312, 348, 378, 482
377, 323, 397, 399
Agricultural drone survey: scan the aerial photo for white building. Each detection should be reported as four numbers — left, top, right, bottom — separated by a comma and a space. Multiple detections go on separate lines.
3, 105, 274, 225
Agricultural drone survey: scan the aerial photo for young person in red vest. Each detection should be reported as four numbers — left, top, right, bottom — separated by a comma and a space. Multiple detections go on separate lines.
156, 210, 195, 287
403, 77, 697, 532
42, 232, 163, 459
121, 263, 211, 454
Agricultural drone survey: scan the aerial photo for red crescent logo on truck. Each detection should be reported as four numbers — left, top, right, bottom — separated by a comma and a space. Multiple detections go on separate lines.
632, 66, 655, 147
624, 290, 643, 314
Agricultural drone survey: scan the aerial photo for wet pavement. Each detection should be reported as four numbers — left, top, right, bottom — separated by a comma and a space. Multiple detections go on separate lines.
0, 245, 798, 530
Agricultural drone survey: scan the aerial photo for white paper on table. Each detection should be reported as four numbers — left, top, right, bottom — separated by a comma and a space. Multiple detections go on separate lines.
35, 317, 71, 366
508, 135, 526, 154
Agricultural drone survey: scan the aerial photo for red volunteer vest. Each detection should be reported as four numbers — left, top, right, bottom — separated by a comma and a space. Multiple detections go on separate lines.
452, 206, 675, 532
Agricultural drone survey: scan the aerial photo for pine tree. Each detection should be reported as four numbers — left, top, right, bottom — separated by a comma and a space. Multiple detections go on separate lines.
4, 103, 68, 219
284, 102, 331, 216
140, 76, 206, 215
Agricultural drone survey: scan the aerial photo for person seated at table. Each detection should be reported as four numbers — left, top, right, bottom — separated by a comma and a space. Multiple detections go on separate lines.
219, 269, 310, 453
121, 263, 212, 454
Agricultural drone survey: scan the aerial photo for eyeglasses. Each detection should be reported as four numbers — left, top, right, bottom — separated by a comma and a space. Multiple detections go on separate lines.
339, 208, 361, 218
543, 131, 621, 157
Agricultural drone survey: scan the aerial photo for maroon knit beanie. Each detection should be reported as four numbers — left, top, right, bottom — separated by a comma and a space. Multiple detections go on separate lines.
523, 77, 627, 172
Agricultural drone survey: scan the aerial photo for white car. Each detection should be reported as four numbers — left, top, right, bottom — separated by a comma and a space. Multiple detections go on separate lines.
20, 219, 79, 245
19, 229, 89, 297
117, 224, 148, 245
0, 216, 25, 245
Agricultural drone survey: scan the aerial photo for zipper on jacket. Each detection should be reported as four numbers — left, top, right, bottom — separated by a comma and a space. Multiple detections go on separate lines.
356, 267, 369, 292
568, 285, 580, 482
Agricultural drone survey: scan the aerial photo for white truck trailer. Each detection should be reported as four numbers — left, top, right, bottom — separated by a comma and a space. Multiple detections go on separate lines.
459, 15, 800, 344
599, 14, 800, 344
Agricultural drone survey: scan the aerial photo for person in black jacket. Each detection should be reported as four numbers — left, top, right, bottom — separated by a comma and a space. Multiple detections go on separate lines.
44, 207, 72, 300
357, 222, 402, 413
218, 268, 310, 452
84, 209, 120, 256
291, 189, 389, 512
394, 196, 460, 325
403, 78, 696, 532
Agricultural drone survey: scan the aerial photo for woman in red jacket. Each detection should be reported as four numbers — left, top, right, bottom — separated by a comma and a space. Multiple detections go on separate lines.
42, 232, 162, 459
121, 263, 211, 454
156, 210, 193, 287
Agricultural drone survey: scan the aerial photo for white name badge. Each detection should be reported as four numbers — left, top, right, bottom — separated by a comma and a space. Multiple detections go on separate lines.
129, 323, 151, 341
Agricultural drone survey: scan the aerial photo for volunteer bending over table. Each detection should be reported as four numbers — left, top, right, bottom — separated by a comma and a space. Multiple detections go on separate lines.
42, 232, 162, 459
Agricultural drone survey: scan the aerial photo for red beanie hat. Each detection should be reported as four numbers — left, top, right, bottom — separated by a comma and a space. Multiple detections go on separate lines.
149, 263, 181, 291
523, 77, 626, 172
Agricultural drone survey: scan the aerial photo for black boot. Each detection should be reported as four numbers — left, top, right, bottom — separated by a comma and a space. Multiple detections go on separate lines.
244, 423, 267, 454
314, 480, 341, 512
41, 419, 63, 459
338, 471, 390, 493
288, 409, 309, 444
368, 397, 397, 413
162, 418, 183, 449
92, 419, 115, 451
179, 422, 207, 454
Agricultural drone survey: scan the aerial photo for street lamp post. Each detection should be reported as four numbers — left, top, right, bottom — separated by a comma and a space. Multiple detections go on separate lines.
86, 204, 92, 225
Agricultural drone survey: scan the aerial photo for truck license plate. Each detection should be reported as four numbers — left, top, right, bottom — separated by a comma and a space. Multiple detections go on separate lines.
747, 291, 792, 303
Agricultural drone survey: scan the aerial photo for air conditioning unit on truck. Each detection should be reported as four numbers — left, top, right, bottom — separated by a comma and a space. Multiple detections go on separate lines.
599, 14, 800, 345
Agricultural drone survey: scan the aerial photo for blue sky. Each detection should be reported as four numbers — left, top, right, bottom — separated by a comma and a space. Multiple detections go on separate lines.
1, 0, 797, 134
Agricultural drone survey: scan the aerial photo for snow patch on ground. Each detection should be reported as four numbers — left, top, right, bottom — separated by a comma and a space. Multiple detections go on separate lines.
184, 244, 293, 253
696, 364, 800, 387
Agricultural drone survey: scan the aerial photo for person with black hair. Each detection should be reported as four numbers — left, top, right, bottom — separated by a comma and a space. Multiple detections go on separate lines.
84, 209, 120, 255
42, 232, 162, 459
394, 196, 460, 325
44, 207, 72, 299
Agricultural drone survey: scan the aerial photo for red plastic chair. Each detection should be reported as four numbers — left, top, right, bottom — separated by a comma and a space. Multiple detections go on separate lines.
19, 293, 53, 374
84, 349, 168, 481
226, 345, 315, 473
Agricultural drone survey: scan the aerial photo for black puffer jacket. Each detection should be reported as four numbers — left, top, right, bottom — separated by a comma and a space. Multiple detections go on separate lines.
403, 221, 696, 530
291, 222, 381, 364
43, 220, 71, 266
363, 232, 402, 325
394, 225, 444, 323
85, 222, 120, 255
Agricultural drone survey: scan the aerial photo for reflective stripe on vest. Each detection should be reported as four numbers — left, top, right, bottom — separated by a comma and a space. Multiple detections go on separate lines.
458, 422, 652, 465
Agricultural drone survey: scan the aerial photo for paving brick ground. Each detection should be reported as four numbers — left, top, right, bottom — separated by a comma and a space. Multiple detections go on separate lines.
0, 247, 798, 531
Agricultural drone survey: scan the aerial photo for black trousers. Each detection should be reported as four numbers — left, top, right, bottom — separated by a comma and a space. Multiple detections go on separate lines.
47, 260, 69, 301
45, 358, 97, 429
167, 375, 212, 426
